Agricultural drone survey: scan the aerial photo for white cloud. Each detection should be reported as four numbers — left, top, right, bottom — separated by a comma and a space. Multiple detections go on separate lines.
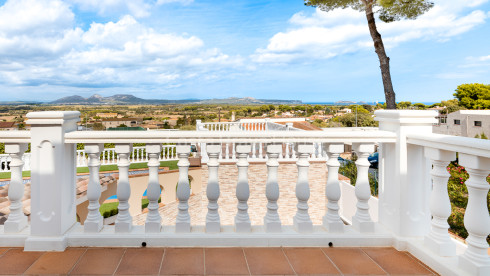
0, 0, 243, 90
157, 0, 194, 5
478, 55, 490, 61
0, 0, 82, 59
253, 0, 489, 64
68, 0, 152, 18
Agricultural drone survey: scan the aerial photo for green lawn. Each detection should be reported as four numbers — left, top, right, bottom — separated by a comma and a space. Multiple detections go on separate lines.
0, 160, 178, 180
99, 198, 161, 218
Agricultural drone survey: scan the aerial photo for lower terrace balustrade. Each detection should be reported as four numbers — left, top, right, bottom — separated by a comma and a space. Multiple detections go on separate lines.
0, 110, 489, 276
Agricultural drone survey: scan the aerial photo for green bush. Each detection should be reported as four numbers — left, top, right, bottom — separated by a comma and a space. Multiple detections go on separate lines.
447, 162, 490, 245
338, 154, 378, 196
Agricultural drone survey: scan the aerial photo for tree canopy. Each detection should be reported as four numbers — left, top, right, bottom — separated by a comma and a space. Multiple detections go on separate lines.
305, 0, 434, 109
454, 83, 490, 110
305, 0, 434, 22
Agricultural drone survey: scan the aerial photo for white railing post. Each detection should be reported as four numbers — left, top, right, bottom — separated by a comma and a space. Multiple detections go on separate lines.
375, 110, 436, 238
352, 143, 375, 232
4, 143, 28, 233
206, 143, 221, 233
424, 147, 456, 256
458, 154, 490, 276
115, 144, 133, 233
145, 144, 162, 233
264, 143, 282, 232
176, 144, 191, 233
293, 143, 314, 233
84, 144, 104, 233
24, 111, 80, 251
235, 143, 252, 232
323, 143, 344, 233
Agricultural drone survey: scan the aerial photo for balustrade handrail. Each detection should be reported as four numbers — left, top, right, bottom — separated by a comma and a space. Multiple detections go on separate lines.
0, 131, 30, 143
407, 133, 490, 158
65, 130, 397, 144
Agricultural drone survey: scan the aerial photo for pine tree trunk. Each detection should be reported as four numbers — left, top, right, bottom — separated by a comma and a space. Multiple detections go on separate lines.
364, 2, 396, 109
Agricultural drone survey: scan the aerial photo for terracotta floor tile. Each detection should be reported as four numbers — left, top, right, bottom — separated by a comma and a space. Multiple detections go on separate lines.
0, 248, 9, 257
243, 248, 294, 275
322, 247, 386, 275
25, 248, 86, 275
115, 248, 164, 275
160, 248, 204, 275
205, 248, 249, 275
0, 248, 44, 275
284, 247, 341, 275
362, 248, 433, 275
70, 248, 125, 275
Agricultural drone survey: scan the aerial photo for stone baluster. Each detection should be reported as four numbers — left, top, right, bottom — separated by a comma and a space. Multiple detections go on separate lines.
259, 142, 263, 160
323, 143, 344, 232
225, 143, 230, 160
115, 144, 133, 233
4, 143, 28, 233
291, 143, 297, 159
458, 154, 490, 276
424, 148, 456, 256
145, 144, 162, 233
206, 143, 221, 233
293, 143, 314, 233
252, 143, 257, 159
352, 143, 375, 232
176, 144, 191, 233
264, 143, 282, 232
232, 142, 236, 160
283, 143, 288, 160
23, 153, 31, 171
235, 143, 252, 232
84, 144, 104, 233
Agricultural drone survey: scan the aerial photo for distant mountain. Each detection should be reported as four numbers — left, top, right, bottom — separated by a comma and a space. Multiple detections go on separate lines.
50, 94, 301, 105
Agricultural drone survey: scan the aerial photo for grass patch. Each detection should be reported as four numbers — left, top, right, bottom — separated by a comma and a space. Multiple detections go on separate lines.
100, 198, 161, 218
0, 160, 178, 180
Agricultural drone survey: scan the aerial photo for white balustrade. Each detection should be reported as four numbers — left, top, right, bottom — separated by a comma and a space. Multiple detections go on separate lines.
293, 143, 313, 233
3, 109, 490, 276
84, 144, 104, 233
175, 144, 191, 233
264, 143, 282, 232
352, 143, 375, 232
145, 144, 162, 233
323, 143, 344, 232
235, 143, 252, 232
4, 143, 28, 233
458, 154, 490, 276
115, 144, 133, 233
206, 143, 221, 233
424, 147, 456, 256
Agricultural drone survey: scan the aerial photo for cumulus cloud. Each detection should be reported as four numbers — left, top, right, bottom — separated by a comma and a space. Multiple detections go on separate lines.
253, 0, 489, 64
0, 0, 243, 90
68, 0, 152, 18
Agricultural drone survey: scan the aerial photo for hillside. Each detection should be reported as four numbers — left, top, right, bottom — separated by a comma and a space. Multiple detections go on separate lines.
50, 94, 301, 105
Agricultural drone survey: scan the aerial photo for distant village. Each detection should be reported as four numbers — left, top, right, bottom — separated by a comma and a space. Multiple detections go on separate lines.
0, 101, 488, 138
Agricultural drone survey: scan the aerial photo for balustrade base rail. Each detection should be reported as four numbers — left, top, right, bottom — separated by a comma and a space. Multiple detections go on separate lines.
1, 224, 394, 248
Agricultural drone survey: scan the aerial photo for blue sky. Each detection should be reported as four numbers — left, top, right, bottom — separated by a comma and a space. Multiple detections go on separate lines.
0, 0, 489, 103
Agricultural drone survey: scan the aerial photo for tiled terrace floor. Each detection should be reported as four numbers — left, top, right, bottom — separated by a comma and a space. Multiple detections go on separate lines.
0, 247, 438, 275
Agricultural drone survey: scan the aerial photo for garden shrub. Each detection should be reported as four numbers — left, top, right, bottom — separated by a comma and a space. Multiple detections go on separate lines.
447, 162, 490, 245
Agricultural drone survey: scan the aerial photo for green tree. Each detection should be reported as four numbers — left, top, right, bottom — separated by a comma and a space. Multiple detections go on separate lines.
454, 83, 490, 109
338, 113, 377, 127
305, 0, 434, 109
